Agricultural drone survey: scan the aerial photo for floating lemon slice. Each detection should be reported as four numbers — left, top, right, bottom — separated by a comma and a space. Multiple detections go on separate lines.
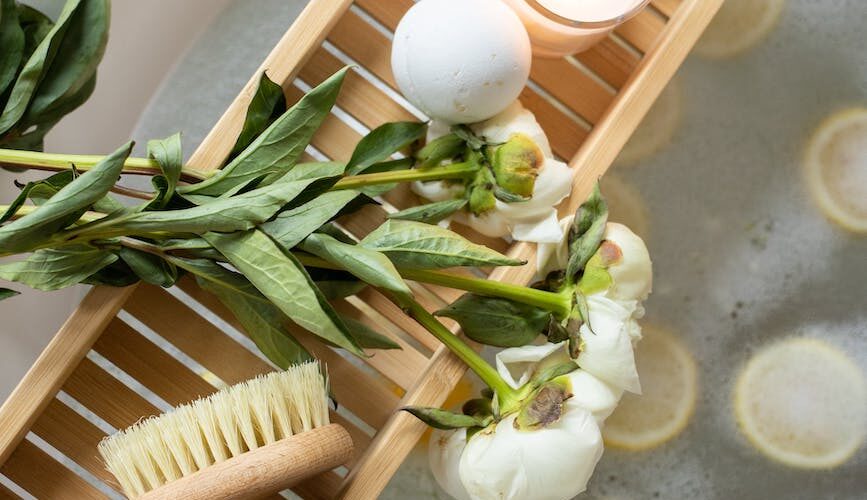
600, 175, 650, 239
615, 79, 681, 168
694, 0, 785, 59
804, 108, 867, 233
734, 337, 867, 469
603, 326, 698, 450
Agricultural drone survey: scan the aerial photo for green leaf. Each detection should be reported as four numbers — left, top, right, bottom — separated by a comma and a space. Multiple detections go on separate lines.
0, 0, 82, 136
17, 4, 53, 55
530, 362, 578, 387
566, 184, 608, 281
314, 278, 366, 300
204, 230, 364, 356
23, 0, 109, 124
401, 406, 486, 430
415, 133, 464, 168
118, 247, 177, 287
261, 189, 362, 250
180, 67, 349, 196
300, 232, 413, 304
0, 287, 19, 301
346, 121, 425, 175
360, 219, 524, 269
146, 133, 183, 209
0, 181, 37, 223
196, 275, 313, 369
0, 0, 25, 99
435, 293, 549, 347
82, 258, 139, 287
388, 199, 466, 224
461, 398, 494, 420
451, 124, 484, 150
229, 72, 286, 160
95, 172, 336, 237
341, 315, 400, 350
0, 244, 117, 290
0, 142, 132, 253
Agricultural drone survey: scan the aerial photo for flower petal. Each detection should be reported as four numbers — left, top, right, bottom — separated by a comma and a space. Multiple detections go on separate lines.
429, 428, 472, 500
459, 410, 603, 500
577, 295, 642, 394
496, 342, 566, 389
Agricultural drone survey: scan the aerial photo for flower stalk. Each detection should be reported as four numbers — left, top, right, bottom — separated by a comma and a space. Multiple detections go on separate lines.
399, 296, 518, 406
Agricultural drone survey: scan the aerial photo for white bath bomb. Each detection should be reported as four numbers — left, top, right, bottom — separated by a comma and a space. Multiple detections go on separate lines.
391, 0, 532, 124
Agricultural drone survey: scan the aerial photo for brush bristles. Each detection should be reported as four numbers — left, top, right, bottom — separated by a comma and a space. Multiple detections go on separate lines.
98, 361, 329, 498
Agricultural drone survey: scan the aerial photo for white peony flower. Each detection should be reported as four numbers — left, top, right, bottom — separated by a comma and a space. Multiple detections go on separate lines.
496, 342, 624, 424
577, 294, 642, 394
429, 428, 472, 500
458, 409, 603, 500
536, 219, 653, 302
412, 101, 573, 243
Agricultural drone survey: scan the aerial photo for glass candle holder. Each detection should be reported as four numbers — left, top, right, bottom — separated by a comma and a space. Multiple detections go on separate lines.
503, 0, 651, 58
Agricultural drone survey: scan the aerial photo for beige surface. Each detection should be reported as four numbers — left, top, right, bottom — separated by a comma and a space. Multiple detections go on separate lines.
0, 0, 231, 401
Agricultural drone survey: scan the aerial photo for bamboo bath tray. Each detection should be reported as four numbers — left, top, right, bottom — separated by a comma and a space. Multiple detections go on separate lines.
0, 0, 721, 498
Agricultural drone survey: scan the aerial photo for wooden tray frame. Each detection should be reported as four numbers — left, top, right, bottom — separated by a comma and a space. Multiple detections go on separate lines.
0, 0, 722, 498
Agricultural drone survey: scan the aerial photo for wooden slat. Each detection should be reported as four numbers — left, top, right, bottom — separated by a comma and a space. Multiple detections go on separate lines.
333, 300, 428, 389
31, 399, 116, 486
94, 318, 217, 406
354, 288, 439, 351
300, 47, 416, 126
65, 358, 161, 429
294, 468, 343, 500
529, 57, 614, 124
575, 37, 641, 89
175, 276, 399, 430
125, 285, 272, 384
188, 0, 355, 171
0, 285, 135, 466
0, 484, 17, 499
652, 0, 681, 18
328, 10, 397, 89
615, 8, 667, 53
518, 87, 589, 160
0, 440, 105, 499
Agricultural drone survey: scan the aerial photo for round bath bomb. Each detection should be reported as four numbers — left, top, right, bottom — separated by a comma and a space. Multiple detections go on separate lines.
391, 0, 532, 124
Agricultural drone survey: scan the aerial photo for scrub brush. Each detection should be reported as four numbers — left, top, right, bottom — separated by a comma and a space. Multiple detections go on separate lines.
97, 360, 353, 499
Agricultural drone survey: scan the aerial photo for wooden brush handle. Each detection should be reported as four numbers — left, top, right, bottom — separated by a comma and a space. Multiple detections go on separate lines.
141, 424, 353, 500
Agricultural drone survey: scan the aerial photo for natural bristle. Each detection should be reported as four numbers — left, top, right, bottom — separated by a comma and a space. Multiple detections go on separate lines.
98, 361, 329, 498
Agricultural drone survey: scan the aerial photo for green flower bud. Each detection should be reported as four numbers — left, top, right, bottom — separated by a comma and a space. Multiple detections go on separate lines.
490, 133, 543, 198
468, 167, 497, 215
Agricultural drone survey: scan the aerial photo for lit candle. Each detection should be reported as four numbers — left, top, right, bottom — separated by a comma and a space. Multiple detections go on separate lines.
502, 0, 651, 58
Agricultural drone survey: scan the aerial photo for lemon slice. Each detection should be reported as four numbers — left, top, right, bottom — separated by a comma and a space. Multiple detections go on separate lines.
804, 108, 867, 233
600, 175, 650, 239
693, 0, 785, 59
603, 326, 698, 450
734, 337, 867, 469
615, 79, 681, 168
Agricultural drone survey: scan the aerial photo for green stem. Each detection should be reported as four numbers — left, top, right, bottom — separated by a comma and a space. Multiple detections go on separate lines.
296, 253, 570, 319
400, 269, 571, 319
331, 162, 477, 190
0, 148, 212, 182
400, 297, 517, 404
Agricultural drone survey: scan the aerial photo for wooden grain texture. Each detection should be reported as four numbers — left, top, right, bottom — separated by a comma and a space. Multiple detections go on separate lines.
0, 285, 134, 466
0, 484, 17, 499
0, 439, 105, 499
31, 398, 116, 486
574, 38, 640, 89
93, 318, 217, 405
187, 0, 355, 171
141, 425, 353, 500
616, 8, 668, 53
652, 0, 682, 18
